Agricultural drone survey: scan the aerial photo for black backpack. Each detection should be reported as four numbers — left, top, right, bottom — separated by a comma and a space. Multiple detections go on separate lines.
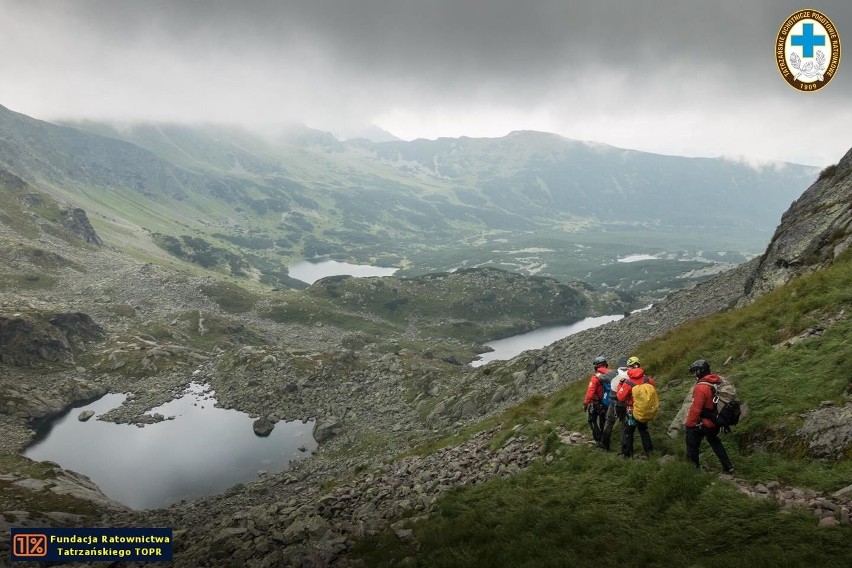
699, 378, 741, 430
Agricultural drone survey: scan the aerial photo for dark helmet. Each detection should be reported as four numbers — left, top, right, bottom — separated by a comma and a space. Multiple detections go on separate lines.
689, 359, 711, 377
593, 356, 607, 367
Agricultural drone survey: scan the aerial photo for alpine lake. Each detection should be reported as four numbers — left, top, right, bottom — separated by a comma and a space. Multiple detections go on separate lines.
25, 383, 316, 510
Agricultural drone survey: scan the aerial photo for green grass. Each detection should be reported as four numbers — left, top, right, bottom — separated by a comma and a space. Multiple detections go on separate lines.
0, 273, 58, 291
354, 453, 852, 567
199, 281, 260, 313
264, 298, 389, 334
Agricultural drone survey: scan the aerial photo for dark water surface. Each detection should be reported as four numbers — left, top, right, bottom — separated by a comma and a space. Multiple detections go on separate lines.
24, 383, 316, 510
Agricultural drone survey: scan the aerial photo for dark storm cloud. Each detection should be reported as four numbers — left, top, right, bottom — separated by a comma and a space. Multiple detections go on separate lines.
32, 0, 846, 94
0, 0, 850, 164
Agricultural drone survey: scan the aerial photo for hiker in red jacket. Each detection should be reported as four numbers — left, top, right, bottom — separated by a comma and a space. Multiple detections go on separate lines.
615, 356, 655, 458
582, 356, 610, 447
684, 359, 734, 474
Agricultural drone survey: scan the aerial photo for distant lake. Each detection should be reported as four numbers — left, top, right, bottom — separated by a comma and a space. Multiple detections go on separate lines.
24, 383, 316, 510
289, 259, 398, 284
471, 314, 624, 367
617, 254, 660, 263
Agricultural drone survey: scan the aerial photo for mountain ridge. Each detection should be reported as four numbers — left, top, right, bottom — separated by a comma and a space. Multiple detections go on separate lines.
20, 104, 813, 235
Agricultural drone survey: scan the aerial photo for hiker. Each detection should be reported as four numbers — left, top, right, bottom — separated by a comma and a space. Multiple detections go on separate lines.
600, 356, 629, 451
615, 356, 655, 458
684, 359, 735, 474
582, 356, 610, 447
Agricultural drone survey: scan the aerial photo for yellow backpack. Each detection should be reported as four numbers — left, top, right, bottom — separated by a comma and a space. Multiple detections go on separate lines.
627, 377, 660, 422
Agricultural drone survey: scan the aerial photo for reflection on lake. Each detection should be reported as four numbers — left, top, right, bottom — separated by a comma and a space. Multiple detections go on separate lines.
471, 314, 624, 367
289, 259, 398, 285
24, 383, 316, 510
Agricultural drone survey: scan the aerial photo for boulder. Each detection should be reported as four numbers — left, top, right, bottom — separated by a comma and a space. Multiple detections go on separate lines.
252, 417, 275, 437
795, 403, 852, 459
313, 418, 343, 443
78, 410, 95, 422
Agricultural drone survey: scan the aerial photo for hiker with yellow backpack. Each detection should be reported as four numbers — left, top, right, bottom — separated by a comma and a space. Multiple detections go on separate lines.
615, 356, 659, 458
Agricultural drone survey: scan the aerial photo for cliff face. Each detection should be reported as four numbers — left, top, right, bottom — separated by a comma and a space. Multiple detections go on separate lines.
743, 148, 852, 302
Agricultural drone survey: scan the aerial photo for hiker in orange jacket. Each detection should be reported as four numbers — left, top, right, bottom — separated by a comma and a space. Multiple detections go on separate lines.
615, 356, 655, 458
684, 359, 734, 474
582, 356, 610, 447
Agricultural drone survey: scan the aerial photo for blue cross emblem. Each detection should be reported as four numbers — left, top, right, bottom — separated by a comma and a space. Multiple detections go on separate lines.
791, 23, 825, 58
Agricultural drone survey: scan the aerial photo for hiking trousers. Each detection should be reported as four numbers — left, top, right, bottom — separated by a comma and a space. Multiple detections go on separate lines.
601, 403, 626, 451
686, 426, 733, 471
587, 404, 606, 443
622, 419, 653, 457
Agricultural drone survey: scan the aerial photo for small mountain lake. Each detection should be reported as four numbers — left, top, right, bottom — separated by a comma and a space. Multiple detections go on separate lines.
617, 254, 660, 263
471, 313, 636, 367
24, 383, 316, 510
289, 259, 398, 285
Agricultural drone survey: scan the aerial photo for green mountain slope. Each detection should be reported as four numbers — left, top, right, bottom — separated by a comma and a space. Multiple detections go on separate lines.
345, 131, 816, 235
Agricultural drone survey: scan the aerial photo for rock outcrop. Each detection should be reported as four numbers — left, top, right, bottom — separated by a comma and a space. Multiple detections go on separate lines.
743, 148, 852, 302
0, 456, 127, 515
796, 402, 852, 460
60, 207, 102, 245
0, 311, 103, 367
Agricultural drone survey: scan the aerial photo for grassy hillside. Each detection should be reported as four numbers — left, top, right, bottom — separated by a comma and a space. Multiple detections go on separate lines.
352, 250, 852, 566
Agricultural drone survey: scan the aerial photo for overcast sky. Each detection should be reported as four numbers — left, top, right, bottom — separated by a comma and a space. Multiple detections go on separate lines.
1, 0, 849, 166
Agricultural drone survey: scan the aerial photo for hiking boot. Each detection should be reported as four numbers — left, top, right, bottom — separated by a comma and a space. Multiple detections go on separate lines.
722, 467, 735, 475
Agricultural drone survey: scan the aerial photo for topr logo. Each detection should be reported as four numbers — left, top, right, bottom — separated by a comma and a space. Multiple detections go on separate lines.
776, 9, 841, 91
